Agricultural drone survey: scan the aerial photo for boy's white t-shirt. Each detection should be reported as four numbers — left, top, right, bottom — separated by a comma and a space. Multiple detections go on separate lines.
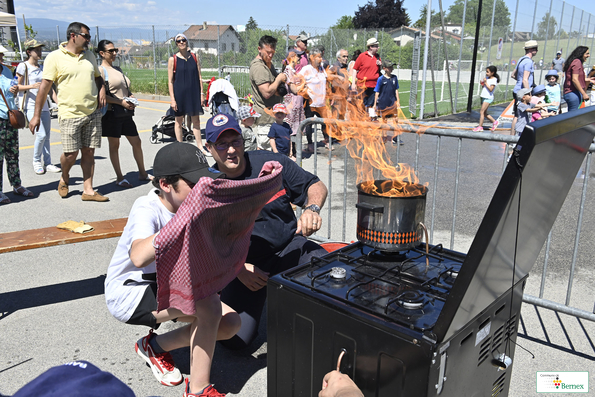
16, 62, 49, 112
480, 78, 498, 99
104, 189, 175, 323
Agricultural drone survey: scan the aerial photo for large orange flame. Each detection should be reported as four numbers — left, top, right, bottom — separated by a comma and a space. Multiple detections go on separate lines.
285, 63, 429, 197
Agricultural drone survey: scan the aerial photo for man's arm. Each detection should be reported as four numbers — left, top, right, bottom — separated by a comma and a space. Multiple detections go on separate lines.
296, 180, 328, 236
29, 79, 53, 133
258, 73, 287, 100
95, 75, 106, 108
522, 70, 531, 89
319, 371, 363, 397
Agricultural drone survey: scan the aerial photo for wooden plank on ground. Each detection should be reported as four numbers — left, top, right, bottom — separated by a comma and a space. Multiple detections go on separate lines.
0, 218, 128, 254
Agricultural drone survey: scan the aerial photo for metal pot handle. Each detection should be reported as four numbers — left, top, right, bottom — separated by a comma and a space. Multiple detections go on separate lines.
355, 202, 384, 213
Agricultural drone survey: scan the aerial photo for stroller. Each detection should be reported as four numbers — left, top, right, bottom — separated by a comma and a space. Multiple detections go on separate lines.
150, 108, 194, 144
207, 79, 239, 118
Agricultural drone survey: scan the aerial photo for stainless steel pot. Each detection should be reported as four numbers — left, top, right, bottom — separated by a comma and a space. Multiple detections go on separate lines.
356, 180, 427, 252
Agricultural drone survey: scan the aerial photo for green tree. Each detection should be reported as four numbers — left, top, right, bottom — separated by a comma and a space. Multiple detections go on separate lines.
536, 13, 557, 40
353, 0, 411, 29
447, 0, 510, 30
24, 23, 37, 40
413, 5, 443, 28
332, 15, 355, 29
246, 17, 258, 30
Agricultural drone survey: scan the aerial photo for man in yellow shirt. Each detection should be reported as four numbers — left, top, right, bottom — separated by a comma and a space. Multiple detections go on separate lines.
29, 22, 108, 201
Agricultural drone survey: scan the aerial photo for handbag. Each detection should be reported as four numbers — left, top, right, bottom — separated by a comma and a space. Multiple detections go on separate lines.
0, 82, 26, 129
102, 65, 134, 118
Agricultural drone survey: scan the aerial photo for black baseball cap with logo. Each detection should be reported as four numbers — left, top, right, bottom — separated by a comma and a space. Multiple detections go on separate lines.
153, 142, 225, 183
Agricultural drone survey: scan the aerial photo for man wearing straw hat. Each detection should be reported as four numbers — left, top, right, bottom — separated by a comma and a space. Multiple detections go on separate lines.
350, 37, 382, 115
511, 40, 538, 135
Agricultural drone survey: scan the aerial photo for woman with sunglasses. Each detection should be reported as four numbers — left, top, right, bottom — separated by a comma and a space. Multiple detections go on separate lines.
168, 34, 209, 156
97, 39, 151, 188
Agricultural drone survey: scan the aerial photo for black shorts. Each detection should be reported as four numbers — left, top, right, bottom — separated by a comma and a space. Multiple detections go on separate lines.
125, 283, 160, 329
101, 110, 139, 138
363, 87, 376, 107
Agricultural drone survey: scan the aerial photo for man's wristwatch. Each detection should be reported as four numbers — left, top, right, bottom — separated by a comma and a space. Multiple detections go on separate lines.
303, 204, 321, 214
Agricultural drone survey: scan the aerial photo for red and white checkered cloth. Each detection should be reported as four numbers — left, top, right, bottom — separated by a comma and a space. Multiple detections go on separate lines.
154, 161, 283, 315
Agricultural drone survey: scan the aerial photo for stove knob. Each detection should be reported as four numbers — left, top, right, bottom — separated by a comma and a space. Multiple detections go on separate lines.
330, 267, 347, 279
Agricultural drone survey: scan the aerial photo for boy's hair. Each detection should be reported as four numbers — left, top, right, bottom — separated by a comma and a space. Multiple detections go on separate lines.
152, 175, 182, 193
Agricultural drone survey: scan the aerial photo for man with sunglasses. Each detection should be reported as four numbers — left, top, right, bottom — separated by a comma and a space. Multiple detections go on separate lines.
205, 113, 328, 350
29, 22, 108, 201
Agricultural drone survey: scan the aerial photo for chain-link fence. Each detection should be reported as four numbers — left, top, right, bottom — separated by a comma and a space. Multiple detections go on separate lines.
13, 0, 595, 118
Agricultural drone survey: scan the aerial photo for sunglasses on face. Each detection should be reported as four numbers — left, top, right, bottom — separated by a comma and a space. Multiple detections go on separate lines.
77, 32, 92, 40
176, 39, 187, 43
106, 48, 119, 54
213, 139, 243, 151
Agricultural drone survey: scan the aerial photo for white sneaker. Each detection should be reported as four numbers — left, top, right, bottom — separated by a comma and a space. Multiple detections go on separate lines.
45, 164, 61, 173
33, 162, 45, 175
135, 330, 183, 386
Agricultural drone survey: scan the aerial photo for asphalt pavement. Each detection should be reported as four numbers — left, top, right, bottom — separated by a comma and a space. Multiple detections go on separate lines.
1, 98, 594, 396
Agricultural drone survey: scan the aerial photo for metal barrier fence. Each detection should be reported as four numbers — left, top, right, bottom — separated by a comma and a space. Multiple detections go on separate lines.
296, 117, 595, 323
17, 0, 595, 117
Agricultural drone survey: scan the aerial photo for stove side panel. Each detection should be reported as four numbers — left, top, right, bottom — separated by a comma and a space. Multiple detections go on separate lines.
268, 277, 435, 397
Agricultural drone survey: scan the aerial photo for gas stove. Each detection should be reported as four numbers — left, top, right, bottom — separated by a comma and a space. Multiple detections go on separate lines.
282, 242, 465, 332
268, 106, 595, 397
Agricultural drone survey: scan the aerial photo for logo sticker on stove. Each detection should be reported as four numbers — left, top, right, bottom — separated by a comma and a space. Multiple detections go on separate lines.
536, 372, 588, 393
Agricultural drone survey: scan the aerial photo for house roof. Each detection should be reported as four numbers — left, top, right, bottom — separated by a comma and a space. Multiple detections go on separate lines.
387, 26, 442, 40
183, 25, 238, 41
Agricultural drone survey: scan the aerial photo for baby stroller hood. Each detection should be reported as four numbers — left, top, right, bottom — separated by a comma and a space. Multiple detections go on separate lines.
208, 79, 240, 112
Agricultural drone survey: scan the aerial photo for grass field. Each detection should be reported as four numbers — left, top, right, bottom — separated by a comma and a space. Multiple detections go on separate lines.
124, 68, 507, 118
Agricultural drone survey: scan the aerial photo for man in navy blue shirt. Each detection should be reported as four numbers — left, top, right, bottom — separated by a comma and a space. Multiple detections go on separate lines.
205, 113, 328, 350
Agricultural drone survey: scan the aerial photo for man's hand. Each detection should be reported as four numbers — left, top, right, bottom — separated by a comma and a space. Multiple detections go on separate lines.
319, 371, 363, 397
98, 90, 106, 109
296, 208, 322, 236
237, 263, 269, 291
29, 114, 41, 134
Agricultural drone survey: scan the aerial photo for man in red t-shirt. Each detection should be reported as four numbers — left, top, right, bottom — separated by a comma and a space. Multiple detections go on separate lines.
351, 37, 382, 112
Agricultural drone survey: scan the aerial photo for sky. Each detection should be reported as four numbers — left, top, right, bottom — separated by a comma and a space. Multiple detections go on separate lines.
14, 0, 595, 33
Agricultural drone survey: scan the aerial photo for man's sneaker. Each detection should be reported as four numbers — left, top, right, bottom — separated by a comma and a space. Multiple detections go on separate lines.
45, 164, 61, 173
491, 120, 500, 131
33, 162, 45, 175
135, 330, 183, 386
183, 378, 226, 397
472, 126, 483, 132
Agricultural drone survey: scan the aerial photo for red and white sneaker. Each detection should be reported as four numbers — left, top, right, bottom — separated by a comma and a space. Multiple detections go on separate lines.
135, 329, 183, 386
183, 378, 226, 396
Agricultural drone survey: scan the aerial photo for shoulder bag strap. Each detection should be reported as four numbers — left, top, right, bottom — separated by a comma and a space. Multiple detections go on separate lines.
20, 63, 28, 112
115, 66, 131, 96
0, 84, 13, 111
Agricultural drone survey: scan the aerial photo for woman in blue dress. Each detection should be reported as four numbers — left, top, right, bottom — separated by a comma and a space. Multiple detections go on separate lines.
167, 33, 209, 156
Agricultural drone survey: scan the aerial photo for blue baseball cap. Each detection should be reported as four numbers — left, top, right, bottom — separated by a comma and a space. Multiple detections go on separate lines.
533, 84, 546, 95
13, 361, 135, 397
205, 114, 242, 143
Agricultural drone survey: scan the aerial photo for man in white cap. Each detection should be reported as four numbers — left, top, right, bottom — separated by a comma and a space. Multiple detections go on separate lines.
350, 37, 382, 113
293, 33, 309, 73
511, 40, 538, 134
551, 50, 565, 82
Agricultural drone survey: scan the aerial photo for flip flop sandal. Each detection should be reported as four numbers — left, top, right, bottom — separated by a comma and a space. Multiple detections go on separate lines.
139, 174, 154, 181
13, 186, 34, 197
116, 179, 133, 189
0, 192, 10, 204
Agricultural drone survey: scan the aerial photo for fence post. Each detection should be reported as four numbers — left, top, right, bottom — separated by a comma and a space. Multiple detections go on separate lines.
555, 2, 565, 55
504, 0, 520, 98
152, 25, 157, 95
540, 0, 554, 84
56, 25, 60, 46
286, 24, 289, 55
217, 25, 221, 78
95, 26, 99, 48
486, 0, 497, 64
420, 0, 433, 119
454, 0, 468, 113
566, 6, 575, 55
577, 10, 584, 47
530, 0, 539, 40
